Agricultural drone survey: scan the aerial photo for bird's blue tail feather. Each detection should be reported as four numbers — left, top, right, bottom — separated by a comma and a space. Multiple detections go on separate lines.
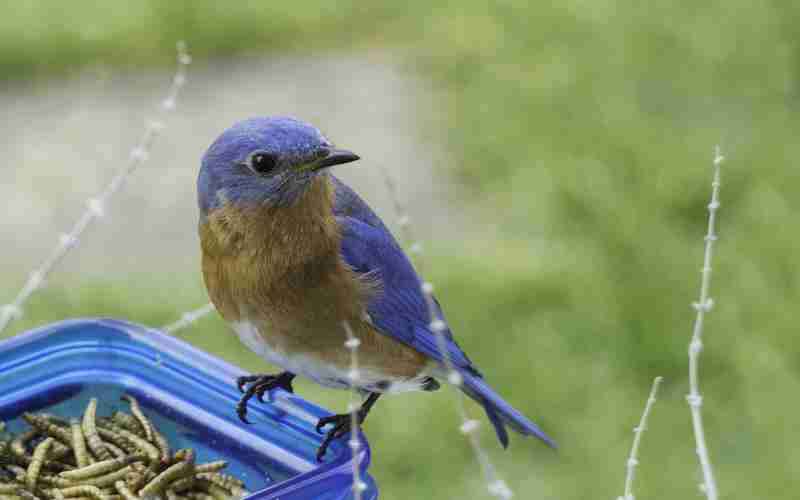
459, 369, 556, 449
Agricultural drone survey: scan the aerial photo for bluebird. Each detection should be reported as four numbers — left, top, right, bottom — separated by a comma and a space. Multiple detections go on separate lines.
198, 116, 554, 460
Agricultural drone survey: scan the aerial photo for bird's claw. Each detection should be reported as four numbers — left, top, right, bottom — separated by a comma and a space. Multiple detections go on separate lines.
315, 413, 359, 462
257, 377, 293, 402
236, 404, 252, 425
315, 414, 341, 434
235, 372, 295, 424
236, 374, 262, 394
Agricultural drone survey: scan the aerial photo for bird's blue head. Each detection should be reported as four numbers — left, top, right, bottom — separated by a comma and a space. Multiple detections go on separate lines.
198, 116, 359, 216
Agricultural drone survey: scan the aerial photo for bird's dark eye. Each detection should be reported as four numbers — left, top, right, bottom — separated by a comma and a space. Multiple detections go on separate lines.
248, 152, 277, 175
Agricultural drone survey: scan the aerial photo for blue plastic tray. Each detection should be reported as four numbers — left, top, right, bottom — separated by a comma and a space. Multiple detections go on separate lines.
0, 319, 378, 500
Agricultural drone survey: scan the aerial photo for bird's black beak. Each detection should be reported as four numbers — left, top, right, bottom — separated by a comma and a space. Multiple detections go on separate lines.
309, 148, 360, 171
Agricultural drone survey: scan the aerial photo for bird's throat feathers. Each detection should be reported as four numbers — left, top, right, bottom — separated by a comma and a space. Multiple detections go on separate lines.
200, 174, 338, 261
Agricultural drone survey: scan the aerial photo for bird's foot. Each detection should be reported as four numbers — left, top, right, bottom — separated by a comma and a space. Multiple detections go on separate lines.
314, 393, 381, 462
317, 392, 381, 462
236, 372, 295, 424
315, 412, 362, 462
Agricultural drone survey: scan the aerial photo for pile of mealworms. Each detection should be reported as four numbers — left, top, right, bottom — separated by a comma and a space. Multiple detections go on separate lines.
0, 396, 250, 500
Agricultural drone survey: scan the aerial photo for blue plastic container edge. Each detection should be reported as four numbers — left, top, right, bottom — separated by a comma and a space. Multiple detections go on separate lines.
0, 318, 378, 500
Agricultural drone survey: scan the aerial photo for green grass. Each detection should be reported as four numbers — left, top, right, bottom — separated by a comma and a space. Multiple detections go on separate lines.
3, 1, 800, 498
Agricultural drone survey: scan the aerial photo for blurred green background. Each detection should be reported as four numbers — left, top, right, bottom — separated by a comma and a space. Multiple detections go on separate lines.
2, 1, 797, 498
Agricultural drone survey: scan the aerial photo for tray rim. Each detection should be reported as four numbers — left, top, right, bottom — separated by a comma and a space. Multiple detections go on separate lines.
0, 318, 377, 500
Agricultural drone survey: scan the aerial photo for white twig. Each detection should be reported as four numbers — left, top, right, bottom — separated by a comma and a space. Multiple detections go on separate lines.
161, 303, 216, 335
342, 320, 366, 500
380, 169, 512, 499
617, 376, 663, 500
0, 42, 191, 335
686, 146, 723, 500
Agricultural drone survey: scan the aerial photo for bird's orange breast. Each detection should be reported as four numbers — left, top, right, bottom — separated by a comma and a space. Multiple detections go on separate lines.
199, 176, 429, 383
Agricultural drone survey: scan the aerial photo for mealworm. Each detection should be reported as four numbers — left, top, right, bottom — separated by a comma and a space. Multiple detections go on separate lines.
16, 489, 41, 500
194, 476, 245, 500
95, 429, 156, 470
186, 493, 215, 500
61, 455, 144, 481
192, 480, 232, 500
37, 474, 73, 488
81, 466, 132, 489
48, 442, 73, 463
108, 416, 139, 438
138, 461, 192, 498
112, 481, 139, 500
21, 415, 70, 446
10, 430, 37, 465
0, 484, 23, 494
38, 415, 69, 428
193, 476, 225, 491
165, 477, 193, 494
70, 421, 89, 469
227, 486, 247, 498
149, 432, 169, 464
216, 476, 243, 490
94, 431, 133, 457
27, 437, 54, 490
58, 485, 108, 500
122, 471, 143, 493
100, 444, 124, 461
113, 433, 156, 467
118, 398, 152, 444
191, 463, 226, 475
82, 401, 110, 462
197, 472, 244, 498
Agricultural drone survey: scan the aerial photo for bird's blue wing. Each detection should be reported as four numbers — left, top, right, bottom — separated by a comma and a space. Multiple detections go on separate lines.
331, 175, 556, 448
330, 175, 474, 370
335, 216, 474, 370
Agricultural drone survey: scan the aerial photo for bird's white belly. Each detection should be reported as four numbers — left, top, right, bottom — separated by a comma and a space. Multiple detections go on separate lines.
231, 319, 430, 393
